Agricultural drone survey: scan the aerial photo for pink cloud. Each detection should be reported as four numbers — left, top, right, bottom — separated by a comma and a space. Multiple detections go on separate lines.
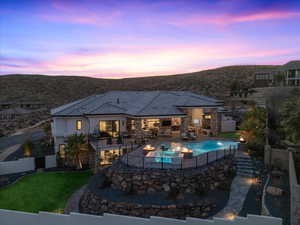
38, 1, 122, 26
1, 43, 299, 77
171, 10, 300, 26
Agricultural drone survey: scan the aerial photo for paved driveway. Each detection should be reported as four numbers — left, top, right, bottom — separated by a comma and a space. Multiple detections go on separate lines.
0, 129, 45, 159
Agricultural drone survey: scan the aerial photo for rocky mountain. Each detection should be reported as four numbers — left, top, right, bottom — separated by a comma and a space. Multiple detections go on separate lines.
0, 65, 278, 108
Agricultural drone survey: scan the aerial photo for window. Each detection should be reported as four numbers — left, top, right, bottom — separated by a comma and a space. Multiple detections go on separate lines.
76, 120, 82, 130
99, 120, 120, 137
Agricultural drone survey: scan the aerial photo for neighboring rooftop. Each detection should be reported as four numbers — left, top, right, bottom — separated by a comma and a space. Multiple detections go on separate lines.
281, 60, 300, 70
51, 91, 223, 117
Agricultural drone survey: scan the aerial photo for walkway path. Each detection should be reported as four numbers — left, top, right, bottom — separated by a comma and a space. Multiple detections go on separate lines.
0, 144, 22, 161
215, 175, 252, 218
215, 150, 253, 218
64, 185, 87, 214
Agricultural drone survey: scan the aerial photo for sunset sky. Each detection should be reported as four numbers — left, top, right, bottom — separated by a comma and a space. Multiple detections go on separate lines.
1, 0, 300, 78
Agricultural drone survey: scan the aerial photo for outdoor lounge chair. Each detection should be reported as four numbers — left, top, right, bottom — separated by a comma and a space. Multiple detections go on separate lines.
188, 132, 196, 140
181, 132, 189, 140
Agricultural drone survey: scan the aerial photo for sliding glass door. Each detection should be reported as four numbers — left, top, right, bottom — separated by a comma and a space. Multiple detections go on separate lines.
99, 120, 120, 137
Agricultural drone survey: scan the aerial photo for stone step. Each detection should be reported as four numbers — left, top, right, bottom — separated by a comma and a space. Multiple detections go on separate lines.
235, 158, 252, 163
236, 165, 255, 170
234, 161, 253, 165
237, 167, 254, 171
237, 171, 254, 177
236, 156, 252, 160
237, 168, 253, 172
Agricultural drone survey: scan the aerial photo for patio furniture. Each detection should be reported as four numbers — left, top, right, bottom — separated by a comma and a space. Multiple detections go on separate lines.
188, 131, 196, 140
181, 132, 189, 140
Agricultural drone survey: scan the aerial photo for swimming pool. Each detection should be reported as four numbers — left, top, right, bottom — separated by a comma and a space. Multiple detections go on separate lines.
148, 140, 238, 163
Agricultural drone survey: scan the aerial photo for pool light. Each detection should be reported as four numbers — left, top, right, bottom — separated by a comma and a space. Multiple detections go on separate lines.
217, 141, 223, 146
239, 137, 245, 143
225, 213, 236, 220
143, 145, 155, 151
181, 147, 191, 153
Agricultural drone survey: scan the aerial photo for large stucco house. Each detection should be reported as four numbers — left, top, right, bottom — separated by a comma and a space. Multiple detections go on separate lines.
51, 91, 235, 164
254, 60, 300, 87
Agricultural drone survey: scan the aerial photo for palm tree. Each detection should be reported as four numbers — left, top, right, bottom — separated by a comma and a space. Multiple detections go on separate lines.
65, 133, 88, 169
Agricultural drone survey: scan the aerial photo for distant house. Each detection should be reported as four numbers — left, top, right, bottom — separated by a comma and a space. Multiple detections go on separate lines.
0, 101, 46, 121
254, 60, 300, 87
51, 91, 236, 156
280, 60, 300, 86
254, 68, 275, 87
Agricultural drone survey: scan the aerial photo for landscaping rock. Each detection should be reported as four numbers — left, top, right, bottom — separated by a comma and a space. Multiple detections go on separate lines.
80, 190, 216, 219
106, 158, 234, 195
266, 186, 283, 196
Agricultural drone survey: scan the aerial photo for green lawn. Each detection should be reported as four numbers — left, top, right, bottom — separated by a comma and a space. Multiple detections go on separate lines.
0, 170, 91, 213
217, 131, 240, 139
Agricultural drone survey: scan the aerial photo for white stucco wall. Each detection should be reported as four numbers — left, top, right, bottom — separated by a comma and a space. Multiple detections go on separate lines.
52, 115, 127, 138
88, 115, 127, 134
0, 158, 35, 175
0, 209, 283, 225
221, 115, 236, 132
52, 115, 127, 153
45, 155, 57, 168
52, 117, 88, 137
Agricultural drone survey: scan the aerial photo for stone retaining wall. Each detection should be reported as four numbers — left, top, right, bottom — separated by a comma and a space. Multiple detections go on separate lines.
289, 152, 300, 225
80, 190, 216, 219
106, 158, 235, 194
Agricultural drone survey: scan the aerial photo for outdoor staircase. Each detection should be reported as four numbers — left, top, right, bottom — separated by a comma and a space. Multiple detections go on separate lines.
234, 155, 255, 177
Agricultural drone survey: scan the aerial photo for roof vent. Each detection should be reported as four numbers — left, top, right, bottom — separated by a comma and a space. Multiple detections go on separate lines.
117, 98, 120, 104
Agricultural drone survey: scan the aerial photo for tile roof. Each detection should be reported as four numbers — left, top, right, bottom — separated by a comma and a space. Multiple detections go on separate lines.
51, 91, 223, 117
280, 60, 300, 70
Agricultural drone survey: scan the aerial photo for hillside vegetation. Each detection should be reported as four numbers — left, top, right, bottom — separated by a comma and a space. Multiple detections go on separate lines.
0, 65, 278, 108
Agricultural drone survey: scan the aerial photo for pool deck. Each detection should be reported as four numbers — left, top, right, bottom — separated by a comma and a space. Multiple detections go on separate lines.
147, 136, 238, 146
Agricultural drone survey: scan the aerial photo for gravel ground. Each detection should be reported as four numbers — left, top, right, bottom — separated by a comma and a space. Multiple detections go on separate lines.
265, 173, 290, 225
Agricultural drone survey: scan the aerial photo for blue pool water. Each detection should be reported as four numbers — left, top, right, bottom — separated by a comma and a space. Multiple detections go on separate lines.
152, 140, 238, 163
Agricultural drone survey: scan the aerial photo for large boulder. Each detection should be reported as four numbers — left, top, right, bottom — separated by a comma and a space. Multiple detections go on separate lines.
266, 186, 283, 196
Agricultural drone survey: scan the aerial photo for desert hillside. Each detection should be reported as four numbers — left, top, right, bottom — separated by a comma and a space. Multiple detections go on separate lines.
0, 65, 278, 108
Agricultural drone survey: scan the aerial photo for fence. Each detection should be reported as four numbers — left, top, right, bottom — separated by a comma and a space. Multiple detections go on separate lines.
0, 155, 57, 175
121, 145, 237, 169
0, 157, 35, 175
289, 151, 300, 225
0, 209, 283, 225
264, 146, 290, 171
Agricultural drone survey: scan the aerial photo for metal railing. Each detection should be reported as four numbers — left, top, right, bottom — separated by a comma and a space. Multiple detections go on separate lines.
120, 145, 238, 170
88, 136, 144, 151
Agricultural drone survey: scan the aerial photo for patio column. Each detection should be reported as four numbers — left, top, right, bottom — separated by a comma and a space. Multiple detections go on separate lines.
135, 118, 143, 136
181, 117, 188, 134
210, 109, 221, 136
